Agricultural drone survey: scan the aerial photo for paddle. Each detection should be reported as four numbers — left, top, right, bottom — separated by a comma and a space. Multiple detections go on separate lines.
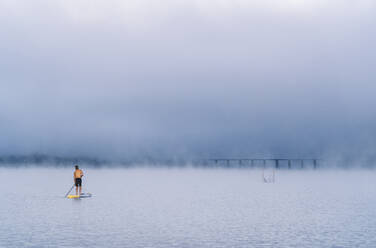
64, 184, 75, 198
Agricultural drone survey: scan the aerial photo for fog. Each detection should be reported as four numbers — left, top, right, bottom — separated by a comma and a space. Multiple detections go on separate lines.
0, 1, 376, 163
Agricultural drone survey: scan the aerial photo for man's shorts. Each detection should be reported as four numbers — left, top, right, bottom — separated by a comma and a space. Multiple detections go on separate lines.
75, 178, 82, 187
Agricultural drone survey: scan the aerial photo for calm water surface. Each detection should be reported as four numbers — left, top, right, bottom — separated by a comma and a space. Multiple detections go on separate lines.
1, 167, 375, 248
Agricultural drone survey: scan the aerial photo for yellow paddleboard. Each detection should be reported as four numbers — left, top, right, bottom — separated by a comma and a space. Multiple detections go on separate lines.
67, 193, 92, 199
67, 195, 80, 199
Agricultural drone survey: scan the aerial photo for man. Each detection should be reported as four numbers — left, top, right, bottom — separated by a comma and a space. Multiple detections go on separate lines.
74, 165, 84, 195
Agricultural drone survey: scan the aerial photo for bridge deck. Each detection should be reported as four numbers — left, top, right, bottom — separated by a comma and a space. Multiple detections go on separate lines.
200, 158, 320, 169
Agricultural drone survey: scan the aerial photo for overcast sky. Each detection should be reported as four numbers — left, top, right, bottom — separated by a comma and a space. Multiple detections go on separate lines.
0, 0, 375, 162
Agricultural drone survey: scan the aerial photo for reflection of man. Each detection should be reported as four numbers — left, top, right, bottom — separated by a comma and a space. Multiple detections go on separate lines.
74, 165, 84, 195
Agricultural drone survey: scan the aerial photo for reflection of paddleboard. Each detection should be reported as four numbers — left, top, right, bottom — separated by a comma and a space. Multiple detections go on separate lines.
67, 193, 92, 199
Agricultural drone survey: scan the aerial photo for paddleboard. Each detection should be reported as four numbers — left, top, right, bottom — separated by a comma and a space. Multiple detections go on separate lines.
67, 193, 92, 199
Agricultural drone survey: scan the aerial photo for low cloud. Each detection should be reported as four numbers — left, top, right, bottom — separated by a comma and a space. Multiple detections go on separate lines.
0, 0, 375, 163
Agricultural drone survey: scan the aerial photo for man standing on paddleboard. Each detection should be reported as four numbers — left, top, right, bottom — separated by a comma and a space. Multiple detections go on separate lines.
74, 165, 84, 196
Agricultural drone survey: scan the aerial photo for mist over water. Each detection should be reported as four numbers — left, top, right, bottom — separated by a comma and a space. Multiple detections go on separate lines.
1, 167, 376, 248
2, 1, 376, 247
1, 1, 376, 163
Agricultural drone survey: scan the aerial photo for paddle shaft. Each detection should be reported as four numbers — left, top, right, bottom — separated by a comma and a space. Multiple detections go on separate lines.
64, 184, 75, 198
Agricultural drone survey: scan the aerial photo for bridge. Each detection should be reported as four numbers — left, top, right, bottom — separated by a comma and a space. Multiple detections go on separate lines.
198, 158, 320, 169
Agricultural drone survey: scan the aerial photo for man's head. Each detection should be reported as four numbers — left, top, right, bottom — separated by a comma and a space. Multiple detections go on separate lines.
75, 165, 79, 170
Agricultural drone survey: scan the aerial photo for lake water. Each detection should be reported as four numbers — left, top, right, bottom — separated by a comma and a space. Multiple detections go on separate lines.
1, 167, 376, 248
